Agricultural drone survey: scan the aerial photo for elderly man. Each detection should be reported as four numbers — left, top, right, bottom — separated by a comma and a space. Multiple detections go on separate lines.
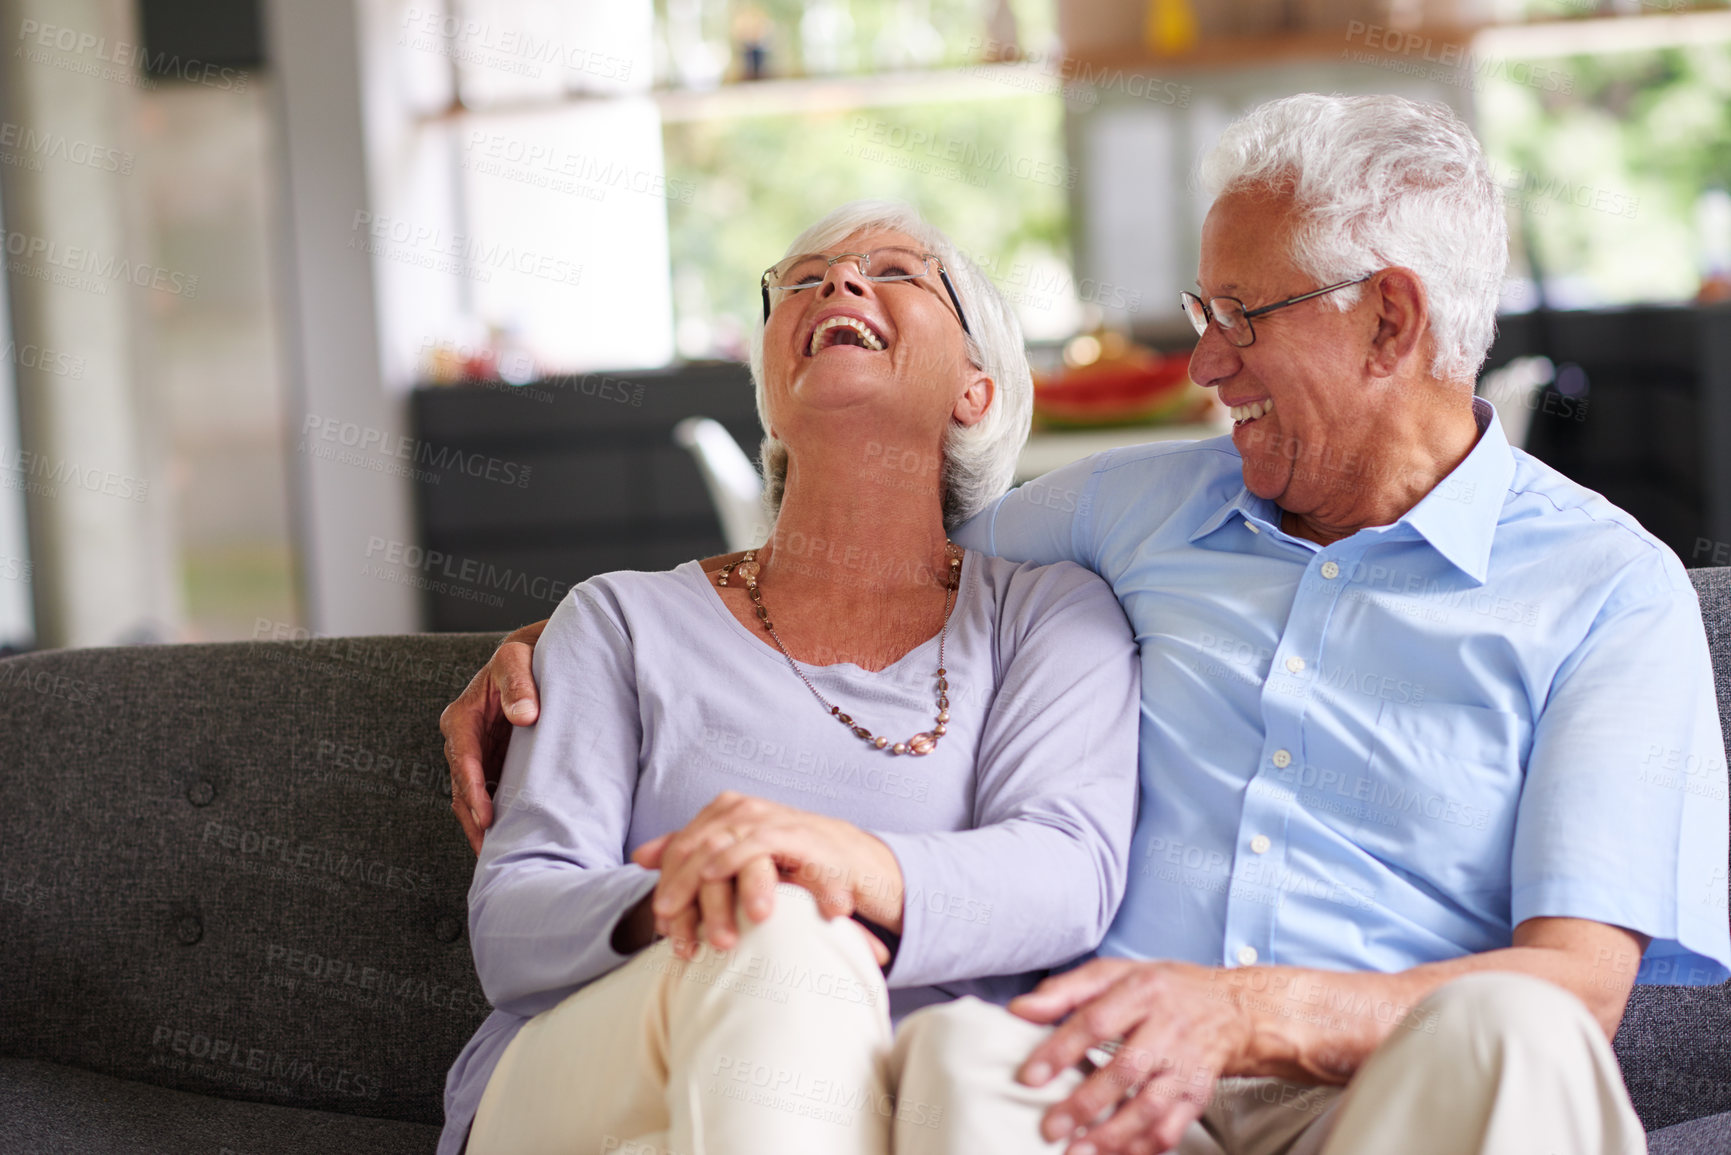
442, 94, 1729, 1155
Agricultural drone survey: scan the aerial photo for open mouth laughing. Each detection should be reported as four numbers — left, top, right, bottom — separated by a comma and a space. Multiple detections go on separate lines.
805, 312, 889, 357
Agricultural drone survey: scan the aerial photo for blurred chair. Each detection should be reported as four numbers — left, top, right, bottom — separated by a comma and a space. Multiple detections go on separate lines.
673, 417, 767, 551
1476, 355, 1554, 450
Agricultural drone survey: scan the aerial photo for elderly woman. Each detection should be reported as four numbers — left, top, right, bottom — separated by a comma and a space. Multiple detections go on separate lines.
437, 200, 1140, 1155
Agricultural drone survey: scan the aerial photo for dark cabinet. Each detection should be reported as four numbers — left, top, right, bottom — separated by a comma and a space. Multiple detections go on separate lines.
1484, 305, 1731, 567
408, 363, 763, 631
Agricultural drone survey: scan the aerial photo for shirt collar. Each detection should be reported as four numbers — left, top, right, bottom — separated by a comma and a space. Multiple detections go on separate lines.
1188, 485, 1279, 544
1189, 397, 1516, 585
1395, 396, 1515, 584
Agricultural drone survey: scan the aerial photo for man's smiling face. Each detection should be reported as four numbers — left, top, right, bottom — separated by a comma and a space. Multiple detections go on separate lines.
1187, 190, 1393, 519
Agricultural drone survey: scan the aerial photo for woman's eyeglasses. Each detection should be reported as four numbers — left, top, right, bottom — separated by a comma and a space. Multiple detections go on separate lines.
761, 247, 971, 335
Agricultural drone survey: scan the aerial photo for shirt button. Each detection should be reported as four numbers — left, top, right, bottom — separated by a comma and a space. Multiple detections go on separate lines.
1284, 656, 1305, 673
1250, 834, 1271, 854
1237, 946, 1259, 965
1271, 749, 1292, 768
1247, 523, 1262, 534
1320, 561, 1340, 579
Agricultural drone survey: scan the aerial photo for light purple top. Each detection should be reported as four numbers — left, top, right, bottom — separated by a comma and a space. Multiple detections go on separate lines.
437, 552, 1142, 1154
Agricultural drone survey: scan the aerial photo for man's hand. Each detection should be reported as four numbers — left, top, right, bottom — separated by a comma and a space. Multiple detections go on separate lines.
1009, 959, 1258, 1155
1004, 917, 1651, 1155
442, 620, 547, 854
631, 791, 902, 966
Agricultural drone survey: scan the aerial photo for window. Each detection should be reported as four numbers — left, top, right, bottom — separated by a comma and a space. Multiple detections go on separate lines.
385, 0, 1076, 382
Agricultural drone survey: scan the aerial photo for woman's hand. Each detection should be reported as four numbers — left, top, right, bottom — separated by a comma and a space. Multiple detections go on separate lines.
631, 791, 903, 964
441, 620, 548, 853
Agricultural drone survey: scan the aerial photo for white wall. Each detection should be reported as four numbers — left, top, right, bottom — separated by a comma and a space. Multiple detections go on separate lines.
0, 0, 182, 647
0, 196, 34, 649
361, 0, 672, 389
265, 0, 417, 634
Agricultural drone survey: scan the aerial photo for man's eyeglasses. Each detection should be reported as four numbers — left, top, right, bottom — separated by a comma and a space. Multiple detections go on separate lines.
1180, 274, 1373, 348
761, 247, 971, 335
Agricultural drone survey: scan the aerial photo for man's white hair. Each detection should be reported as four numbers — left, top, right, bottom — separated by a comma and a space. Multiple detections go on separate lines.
1198, 93, 1507, 384
747, 199, 1033, 530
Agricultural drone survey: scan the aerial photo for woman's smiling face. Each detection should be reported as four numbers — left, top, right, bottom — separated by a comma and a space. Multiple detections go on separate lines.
759, 227, 985, 450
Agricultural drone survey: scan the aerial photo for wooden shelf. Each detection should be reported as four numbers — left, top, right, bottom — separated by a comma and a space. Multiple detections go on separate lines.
1474, 6, 1731, 58
1064, 24, 1480, 77
655, 62, 1058, 122
427, 62, 1065, 127
1064, 6, 1731, 79
424, 6, 1731, 129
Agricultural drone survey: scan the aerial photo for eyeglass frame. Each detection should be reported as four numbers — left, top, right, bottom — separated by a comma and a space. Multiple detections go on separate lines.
760, 249, 972, 336
1179, 274, 1374, 348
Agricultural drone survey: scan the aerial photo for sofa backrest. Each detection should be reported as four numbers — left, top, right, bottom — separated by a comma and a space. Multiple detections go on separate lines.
0, 633, 496, 1126
1613, 565, 1731, 1131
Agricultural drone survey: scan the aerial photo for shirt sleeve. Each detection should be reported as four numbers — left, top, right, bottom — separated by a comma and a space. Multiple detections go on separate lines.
467, 584, 659, 1018
1511, 549, 1731, 985
873, 562, 1142, 988
950, 453, 1106, 569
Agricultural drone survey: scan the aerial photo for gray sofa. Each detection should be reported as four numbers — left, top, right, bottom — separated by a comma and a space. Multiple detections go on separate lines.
3, 574, 1731, 1154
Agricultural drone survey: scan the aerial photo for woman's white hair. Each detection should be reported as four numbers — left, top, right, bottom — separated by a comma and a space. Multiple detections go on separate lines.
1198, 93, 1507, 384
747, 199, 1033, 530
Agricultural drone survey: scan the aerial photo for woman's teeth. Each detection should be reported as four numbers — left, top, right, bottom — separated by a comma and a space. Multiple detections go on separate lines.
1231, 398, 1274, 423
809, 315, 886, 356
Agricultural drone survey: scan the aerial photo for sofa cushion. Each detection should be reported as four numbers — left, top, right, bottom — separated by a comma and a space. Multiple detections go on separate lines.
1649, 1108, 1731, 1155
0, 1055, 440, 1154
1616, 984, 1731, 1132
0, 634, 497, 1125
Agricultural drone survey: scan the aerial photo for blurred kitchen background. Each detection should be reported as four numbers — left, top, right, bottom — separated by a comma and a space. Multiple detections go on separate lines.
1, 0, 1729, 650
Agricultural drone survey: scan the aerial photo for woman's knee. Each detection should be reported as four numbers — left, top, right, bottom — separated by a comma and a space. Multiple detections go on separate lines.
732, 883, 868, 956
894, 996, 1049, 1080
677, 882, 886, 1010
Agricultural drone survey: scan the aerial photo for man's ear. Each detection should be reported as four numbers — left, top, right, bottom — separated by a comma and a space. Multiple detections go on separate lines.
953, 370, 995, 428
1367, 267, 1428, 379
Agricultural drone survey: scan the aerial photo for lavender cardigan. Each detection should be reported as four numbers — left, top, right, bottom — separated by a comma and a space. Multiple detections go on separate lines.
438, 552, 1142, 1153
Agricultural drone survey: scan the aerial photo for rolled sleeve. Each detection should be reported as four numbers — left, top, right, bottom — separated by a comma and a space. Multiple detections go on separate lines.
1511, 552, 1731, 985
951, 453, 1104, 568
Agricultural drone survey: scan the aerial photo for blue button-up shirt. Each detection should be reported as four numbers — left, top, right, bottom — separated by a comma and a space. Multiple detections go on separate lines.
956, 399, 1731, 984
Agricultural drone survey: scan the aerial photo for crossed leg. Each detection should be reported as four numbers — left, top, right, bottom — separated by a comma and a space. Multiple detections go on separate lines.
467, 883, 894, 1155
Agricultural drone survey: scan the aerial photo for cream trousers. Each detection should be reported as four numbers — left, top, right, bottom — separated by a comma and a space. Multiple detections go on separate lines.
468, 884, 1646, 1155
467, 883, 896, 1155
891, 973, 1648, 1155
